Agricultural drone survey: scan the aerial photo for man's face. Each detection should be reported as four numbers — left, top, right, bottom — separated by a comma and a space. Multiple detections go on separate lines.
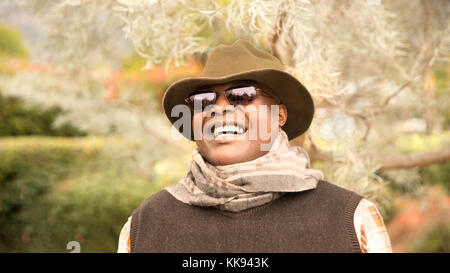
192, 80, 287, 166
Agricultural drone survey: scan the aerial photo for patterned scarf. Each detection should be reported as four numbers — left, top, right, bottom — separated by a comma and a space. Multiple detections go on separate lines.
165, 129, 324, 212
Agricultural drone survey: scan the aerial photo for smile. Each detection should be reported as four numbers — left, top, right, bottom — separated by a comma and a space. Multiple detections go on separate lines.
213, 124, 246, 137
205, 120, 248, 141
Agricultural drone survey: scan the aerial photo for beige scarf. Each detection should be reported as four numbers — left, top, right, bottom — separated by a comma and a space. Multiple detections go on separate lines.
165, 129, 324, 212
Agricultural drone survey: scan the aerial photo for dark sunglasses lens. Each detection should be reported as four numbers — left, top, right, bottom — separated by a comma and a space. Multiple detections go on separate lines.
226, 86, 257, 105
189, 92, 216, 110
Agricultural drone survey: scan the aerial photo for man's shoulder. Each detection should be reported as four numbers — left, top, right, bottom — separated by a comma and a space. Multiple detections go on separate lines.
285, 179, 363, 209
316, 179, 364, 210
133, 189, 175, 216
141, 188, 172, 203
316, 180, 362, 197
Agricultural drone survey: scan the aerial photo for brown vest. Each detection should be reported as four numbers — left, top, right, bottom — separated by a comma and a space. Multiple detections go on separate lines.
130, 180, 362, 253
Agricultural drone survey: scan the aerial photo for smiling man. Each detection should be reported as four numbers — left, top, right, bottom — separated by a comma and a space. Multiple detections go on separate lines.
117, 40, 392, 253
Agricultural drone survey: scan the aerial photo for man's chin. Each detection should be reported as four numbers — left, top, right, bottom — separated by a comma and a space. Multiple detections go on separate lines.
210, 136, 245, 144
205, 143, 258, 165
207, 154, 247, 166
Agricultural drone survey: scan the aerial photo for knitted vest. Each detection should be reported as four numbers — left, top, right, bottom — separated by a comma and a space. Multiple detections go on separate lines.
130, 180, 363, 253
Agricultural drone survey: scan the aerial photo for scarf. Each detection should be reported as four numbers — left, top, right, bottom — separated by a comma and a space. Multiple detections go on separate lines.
165, 129, 324, 212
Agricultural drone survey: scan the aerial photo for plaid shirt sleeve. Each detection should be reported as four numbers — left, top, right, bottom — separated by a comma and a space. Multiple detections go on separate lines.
117, 216, 131, 253
117, 198, 393, 253
354, 198, 393, 253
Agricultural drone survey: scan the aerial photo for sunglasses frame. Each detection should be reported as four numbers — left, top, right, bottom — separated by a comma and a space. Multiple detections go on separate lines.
184, 84, 281, 111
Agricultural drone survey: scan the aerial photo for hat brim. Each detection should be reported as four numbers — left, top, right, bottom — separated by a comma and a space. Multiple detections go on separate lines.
162, 68, 314, 141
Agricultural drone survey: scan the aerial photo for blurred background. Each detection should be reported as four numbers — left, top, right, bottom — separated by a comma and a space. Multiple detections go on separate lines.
0, 0, 448, 253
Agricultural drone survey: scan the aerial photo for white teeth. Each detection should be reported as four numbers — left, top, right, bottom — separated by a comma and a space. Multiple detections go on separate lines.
213, 125, 245, 137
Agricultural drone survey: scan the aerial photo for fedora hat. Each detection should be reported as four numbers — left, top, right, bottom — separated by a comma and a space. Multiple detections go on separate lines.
162, 39, 315, 140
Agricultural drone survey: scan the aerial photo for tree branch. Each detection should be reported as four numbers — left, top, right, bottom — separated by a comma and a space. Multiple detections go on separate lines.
305, 135, 450, 171
379, 146, 450, 171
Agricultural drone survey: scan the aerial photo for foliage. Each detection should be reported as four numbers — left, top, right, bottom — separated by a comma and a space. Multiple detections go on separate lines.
120, 50, 203, 103
0, 92, 86, 136
411, 224, 450, 252
0, 137, 162, 252
0, 0, 197, 176
0, 137, 102, 251
385, 185, 450, 252
0, 70, 193, 179
393, 131, 450, 154
433, 65, 450, 130
393, 131, 450, 194
13, 0, 125, 74
378, 131, 450, 194
420, 162, 450, 194
121, 50, 148, 72
0, 23, 29, 58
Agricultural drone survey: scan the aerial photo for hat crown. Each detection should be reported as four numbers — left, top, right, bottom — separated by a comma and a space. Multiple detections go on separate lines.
202, 40, 285, 77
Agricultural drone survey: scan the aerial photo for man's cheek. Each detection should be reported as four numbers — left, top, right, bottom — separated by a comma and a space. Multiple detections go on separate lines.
192, 114, 203, 140
244, 105, 258, 141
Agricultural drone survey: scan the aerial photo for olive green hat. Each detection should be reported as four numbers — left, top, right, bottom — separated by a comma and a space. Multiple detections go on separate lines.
162, 39, 315, 140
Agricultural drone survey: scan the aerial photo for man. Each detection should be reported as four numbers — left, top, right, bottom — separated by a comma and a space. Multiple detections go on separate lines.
118, 40, 392, 253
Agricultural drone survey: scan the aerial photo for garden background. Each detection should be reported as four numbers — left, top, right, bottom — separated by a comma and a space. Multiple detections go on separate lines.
0, 0, 449, 252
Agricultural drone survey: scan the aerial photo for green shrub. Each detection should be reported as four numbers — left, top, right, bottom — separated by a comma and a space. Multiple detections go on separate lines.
411, 224, 450, 253
0, 24, 29, 58
0, 137, 161, 252
0, 93, 86, 137
0, 137, 101, 251
419, 162, 450, 194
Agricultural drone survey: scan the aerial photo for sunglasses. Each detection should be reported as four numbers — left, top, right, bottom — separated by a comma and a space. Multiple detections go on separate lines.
185, 85, 280, 111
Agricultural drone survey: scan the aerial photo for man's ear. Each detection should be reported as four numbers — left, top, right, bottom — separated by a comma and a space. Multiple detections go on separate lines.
279, 104, 287, 127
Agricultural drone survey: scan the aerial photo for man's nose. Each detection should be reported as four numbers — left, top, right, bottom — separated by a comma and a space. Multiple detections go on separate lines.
211, 93, 233, 116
